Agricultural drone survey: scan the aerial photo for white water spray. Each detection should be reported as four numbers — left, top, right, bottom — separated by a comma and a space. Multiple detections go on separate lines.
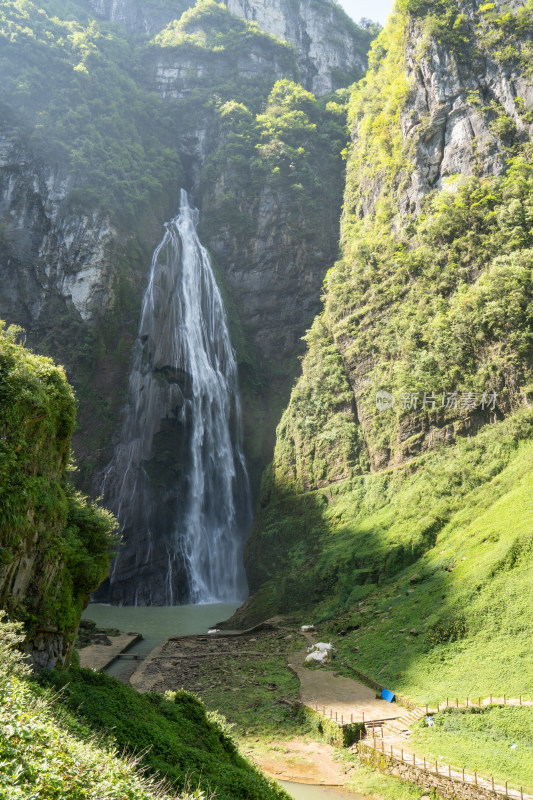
102, 190, 251, 605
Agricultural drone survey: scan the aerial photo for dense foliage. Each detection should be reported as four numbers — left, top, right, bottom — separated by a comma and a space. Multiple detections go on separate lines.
0, 614, 204, 799
0, 322, 116, 650
200, 78, 350, 253
40, 667, 290, 800
0, 0, 181, 219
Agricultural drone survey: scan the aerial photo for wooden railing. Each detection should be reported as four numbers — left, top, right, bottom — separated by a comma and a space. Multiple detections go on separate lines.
359, 737, 532, 800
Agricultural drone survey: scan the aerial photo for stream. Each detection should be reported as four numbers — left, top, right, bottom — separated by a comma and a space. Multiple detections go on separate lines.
279, 783, 355, 799
81, 604, 367, 800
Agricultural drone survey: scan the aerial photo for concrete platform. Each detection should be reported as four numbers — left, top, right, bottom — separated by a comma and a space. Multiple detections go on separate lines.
78, 633, 142, 671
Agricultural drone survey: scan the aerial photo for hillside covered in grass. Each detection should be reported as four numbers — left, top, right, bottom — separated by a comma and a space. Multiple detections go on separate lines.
238, 0, 533, 704
0, 614, 289, 800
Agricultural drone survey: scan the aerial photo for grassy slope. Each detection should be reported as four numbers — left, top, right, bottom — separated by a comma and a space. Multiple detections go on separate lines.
325, 431, 533, 703
0, 617, 179, 800
410, 707, 533, 790
39, 667, 290, 800
238, 0, 533, 744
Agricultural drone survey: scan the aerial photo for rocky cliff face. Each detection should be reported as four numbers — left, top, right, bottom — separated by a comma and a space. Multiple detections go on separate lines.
85, 0, 370, 95
395, 1, 533, 214
0, 0, 366, 497
225, 0, 369, 94
83, 0, 192, 35
0, 0, 370, 612
240, 0, 533, 617
0, 127, 116, 327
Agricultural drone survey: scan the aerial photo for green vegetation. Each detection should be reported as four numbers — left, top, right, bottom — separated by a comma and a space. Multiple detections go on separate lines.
397, 0, 533, 58
0, 0, 373, 491
347, 763, 437, 800
0, 614, 194, 800
410, 707, 533, 790
172, 649, 302, 741
243, 0, 533, 717
196, 75, 353, 478
40, 667, 290, 800
0, 0, 181, 219
154, 0, 294, 66
201, 78, 350, 264
0, 322, 116, 652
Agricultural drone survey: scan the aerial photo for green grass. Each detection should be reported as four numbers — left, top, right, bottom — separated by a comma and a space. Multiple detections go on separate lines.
323, 432, 533, 704
188, 653, 302, 740
40, 667, 290, 800
0, 615, 184, 800
410, 707, 533, 790
347, 763, 437, 800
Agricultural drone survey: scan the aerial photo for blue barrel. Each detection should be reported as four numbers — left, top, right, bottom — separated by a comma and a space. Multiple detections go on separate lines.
381, 688, 395, 703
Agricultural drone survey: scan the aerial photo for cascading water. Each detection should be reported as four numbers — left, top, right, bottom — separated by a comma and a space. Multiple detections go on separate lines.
99, 190, 252, 605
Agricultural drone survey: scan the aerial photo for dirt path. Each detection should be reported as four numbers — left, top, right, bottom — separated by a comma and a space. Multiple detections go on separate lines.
288, 651, 403, 725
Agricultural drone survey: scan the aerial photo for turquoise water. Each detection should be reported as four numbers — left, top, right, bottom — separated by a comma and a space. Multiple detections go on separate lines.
279, 782, 359, 799
81, 602, 240, 677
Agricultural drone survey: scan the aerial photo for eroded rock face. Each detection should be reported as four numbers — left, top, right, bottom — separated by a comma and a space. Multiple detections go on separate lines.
399, 24, 533, 213
0, 128, 116, 328
151, 43, 293, 101
83, 0, 192, 36
84, 0, 368, 96
204, 184, 329, 368
225, 0, 368, 94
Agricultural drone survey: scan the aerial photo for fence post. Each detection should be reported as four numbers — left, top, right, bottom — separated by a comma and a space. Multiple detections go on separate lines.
475, 772, 477, 786
462, 768, 465, 783
456, 698, 459, 708
401, 749, 404, 762
490, 694, 492, 704
504, 695, 506, 706
435, 761, 438, 775
449, 765, 451, 778
424, 757, 426, 769
336, 711, 338, 722
382, 740, 384, 753
492, 777, 494, 791
479, 697, 481, 707
505, 782, 508, 797
351, 713, 353, 723
466, 697, 469, 707
446, 697, 449, 708
519, 696, 522, 706
341, 714, 344, 725
413, 753, 415, 766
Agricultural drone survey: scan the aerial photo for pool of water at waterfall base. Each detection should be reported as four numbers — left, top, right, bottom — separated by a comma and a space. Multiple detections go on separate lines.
81, 602, 240, 677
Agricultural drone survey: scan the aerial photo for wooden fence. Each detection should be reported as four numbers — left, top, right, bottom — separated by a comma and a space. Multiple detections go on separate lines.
359, 736, 532, 800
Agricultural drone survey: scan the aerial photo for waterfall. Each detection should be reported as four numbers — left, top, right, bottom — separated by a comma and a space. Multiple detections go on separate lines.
100, 190, 252, 605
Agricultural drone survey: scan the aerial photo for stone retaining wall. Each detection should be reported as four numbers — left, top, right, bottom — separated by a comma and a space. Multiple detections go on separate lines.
358, 745, 519, 800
